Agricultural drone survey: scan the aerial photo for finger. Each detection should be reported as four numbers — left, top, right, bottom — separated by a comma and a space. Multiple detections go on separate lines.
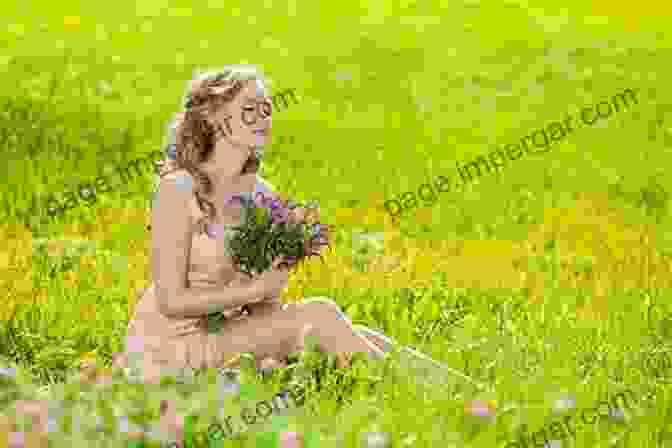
290, 207, 306, 221
273, 257, 290, 270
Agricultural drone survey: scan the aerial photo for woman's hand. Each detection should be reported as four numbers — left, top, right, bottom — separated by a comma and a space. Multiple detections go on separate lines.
287, 204, 320, 225
250, 259, 289, 300
244, 296, 284, 317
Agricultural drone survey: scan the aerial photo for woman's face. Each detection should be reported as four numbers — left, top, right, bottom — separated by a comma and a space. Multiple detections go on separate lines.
210, 79, 273, 150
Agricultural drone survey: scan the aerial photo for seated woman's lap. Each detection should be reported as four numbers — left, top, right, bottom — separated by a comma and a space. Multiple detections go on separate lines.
124, 297, 346, 383
209, 296, 345, 363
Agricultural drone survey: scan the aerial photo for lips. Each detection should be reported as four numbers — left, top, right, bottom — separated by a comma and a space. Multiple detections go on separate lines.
253, 130, 268, 136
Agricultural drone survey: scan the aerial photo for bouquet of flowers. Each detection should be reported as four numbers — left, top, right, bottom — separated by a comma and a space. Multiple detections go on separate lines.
223, 191, 332, 277
199, 191, 332, 332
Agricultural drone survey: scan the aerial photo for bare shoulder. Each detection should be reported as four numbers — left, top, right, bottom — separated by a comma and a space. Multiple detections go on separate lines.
152, 169, 196, 216
152, 169, 198, 229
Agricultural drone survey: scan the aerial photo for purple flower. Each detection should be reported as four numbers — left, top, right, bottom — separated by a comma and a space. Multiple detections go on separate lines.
271, 207, 290, 224
227, 194, 251, 208
0, 366, 17, 378
254, 192, 276, 209
216, 374, 241, 398
47, 417, 60, 433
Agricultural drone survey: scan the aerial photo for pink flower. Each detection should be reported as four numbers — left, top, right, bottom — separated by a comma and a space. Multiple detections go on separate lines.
280, 431, 304, 448
466, 400, 496, 419
8, 432, 25, 448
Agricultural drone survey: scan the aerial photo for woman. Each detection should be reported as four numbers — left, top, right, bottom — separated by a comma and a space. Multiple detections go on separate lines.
113, 67, 372, 383
116, 65, 480, 386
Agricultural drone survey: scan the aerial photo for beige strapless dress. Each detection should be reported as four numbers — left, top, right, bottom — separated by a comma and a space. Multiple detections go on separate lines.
122, 182, 266, 381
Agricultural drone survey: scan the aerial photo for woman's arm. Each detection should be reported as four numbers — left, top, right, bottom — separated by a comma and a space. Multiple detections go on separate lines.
152, 171, 265, 319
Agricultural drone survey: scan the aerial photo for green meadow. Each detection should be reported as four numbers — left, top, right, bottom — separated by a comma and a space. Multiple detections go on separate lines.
2, 1, 672, 446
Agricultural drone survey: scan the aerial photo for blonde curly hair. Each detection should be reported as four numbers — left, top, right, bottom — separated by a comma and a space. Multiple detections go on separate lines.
156, 65, 270, 226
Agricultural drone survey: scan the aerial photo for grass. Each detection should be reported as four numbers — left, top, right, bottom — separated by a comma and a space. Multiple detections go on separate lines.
1, 1, 672, 446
